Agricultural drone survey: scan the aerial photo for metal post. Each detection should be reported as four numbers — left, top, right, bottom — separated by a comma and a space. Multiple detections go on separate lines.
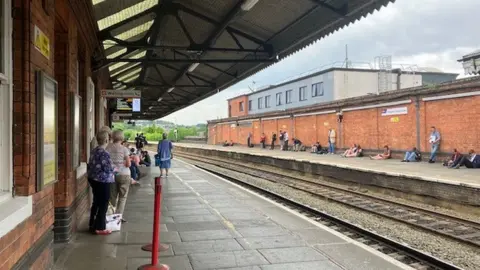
138, 177, 169, 270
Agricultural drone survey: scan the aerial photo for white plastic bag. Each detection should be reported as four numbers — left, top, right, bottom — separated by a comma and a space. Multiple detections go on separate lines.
106, 213, 122, 232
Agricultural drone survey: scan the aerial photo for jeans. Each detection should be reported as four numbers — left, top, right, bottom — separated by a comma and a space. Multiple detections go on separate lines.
88, 178, 110, 231
404, 151, 417, 161
329, 142, 335, 154
430, 144, 439, 161
140, 161, 151, 167
110, 174, 131, 215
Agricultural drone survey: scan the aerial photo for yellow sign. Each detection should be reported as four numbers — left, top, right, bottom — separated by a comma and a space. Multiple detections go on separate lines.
390, 117, 400, 123
34, 25, 50, 59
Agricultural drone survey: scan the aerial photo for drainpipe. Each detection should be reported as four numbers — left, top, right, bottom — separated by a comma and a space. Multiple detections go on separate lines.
415, 97, 421, 150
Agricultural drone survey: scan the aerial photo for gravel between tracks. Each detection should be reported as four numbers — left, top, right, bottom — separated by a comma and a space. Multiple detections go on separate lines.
187, 158, 480, 270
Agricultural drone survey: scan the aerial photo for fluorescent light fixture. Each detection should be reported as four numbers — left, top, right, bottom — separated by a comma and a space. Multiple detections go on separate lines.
157, 97, 163, 102
188, 63, 199, 72
149, 106, 153, 110
241, 0, 259, 11
167, 87, 174, 93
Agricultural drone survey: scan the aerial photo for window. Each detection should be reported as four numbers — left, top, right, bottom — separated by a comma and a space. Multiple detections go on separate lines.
258, 97, 264, 109
0, 0, 12, 196
285, 90, 293, 104
239, 101, 244, 112
248, 100, 252, 111
299, 86, 307, 101
312, 82, 324, 97
276, 93, 282, 106
265, 95, 271, 108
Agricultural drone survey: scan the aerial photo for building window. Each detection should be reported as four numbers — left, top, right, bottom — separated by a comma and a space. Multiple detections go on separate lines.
276, 93, 282, 106
265, 95, 271, 108
285, 90, 292, 104
0, 0, 13, 196
239, 101, 244, 112
299, 86, 307, 101
258, 97, 264, 109
312, 82, 324, 97
248, 100, 252, 111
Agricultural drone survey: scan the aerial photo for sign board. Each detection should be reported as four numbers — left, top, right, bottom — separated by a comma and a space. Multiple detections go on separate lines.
116, 98, 141, 112
381, 106, 408, 116
34, 25, 50, 59
101, 89, 141, 98
390, 117, 400, 123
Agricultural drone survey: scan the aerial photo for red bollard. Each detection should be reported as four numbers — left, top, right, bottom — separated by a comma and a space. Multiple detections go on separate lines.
138, 177, 169, 270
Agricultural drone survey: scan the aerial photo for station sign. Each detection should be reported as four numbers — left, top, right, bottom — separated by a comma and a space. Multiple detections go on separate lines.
101, 89, 141, 98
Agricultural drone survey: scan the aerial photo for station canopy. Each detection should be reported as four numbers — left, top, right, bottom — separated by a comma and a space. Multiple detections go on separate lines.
91, 0, 394, 120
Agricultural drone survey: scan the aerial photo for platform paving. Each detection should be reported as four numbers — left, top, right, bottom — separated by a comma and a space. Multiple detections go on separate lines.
174, 143, 480, 189
54, 159, 411, 270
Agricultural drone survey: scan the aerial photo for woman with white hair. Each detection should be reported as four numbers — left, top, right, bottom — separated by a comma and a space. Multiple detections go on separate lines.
106, 130, 131, 222
90, 126, 112, 150
87, 130, 114, 235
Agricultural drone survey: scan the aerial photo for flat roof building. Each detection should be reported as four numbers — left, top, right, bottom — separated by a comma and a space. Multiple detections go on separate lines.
228, 67, 458, 117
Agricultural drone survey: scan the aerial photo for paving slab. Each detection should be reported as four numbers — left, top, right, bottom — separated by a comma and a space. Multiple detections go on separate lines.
189, 250, 269, 270
260, 261, 343, 270
166, 221, 226, 232
179, 229, 236, 241
237, 234, 306, 249
172, 239, 243, 255
258, 246, 327, 264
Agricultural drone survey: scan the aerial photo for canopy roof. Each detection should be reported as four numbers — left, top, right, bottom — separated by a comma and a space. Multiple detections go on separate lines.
91, 0, 395, 120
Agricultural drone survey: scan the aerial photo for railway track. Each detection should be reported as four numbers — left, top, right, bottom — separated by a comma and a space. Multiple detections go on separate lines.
170, 152, 473, 270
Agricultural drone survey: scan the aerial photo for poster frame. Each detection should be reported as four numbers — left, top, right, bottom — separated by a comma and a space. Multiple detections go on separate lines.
36, 70, 58, 191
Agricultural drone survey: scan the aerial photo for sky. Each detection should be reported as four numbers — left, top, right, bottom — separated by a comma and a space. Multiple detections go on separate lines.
162, 0, 479, 125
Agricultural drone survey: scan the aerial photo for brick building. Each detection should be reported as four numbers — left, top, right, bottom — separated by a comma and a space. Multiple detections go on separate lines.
0, 1, 110, 269
208, 78, 480, 156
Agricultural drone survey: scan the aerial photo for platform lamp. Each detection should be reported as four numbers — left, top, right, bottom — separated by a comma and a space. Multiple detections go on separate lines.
336, 111, 343, 123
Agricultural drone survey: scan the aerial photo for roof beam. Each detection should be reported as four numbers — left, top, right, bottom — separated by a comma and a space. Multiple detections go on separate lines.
156, 63, 216, 85
105, 58, 274, 64
103, 43, 271, 54
309, 0, 349, 16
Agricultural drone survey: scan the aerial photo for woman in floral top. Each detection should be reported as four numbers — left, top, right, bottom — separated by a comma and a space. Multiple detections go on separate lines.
88, 130, 115, 235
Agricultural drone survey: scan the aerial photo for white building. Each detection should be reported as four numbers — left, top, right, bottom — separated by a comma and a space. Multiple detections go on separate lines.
241, 67, 458, 115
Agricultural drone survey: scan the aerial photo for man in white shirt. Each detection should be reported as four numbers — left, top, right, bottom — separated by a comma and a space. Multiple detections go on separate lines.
428, 126, 441, 163
283, 131, 289, 151
328, 128, 336, 154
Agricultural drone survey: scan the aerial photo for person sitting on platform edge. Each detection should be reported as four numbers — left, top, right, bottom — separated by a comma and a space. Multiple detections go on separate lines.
428, 126, 441, 163
443, 149, 462, 167
88, 130, 114, 235
401, 147, 422, 162
157, 133, 173, 178
449, 149, 480, 169
370, 145, 392, 160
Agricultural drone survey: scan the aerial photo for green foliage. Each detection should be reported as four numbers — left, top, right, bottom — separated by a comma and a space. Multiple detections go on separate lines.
123, 130, 134, 141
115, 122, 200, 143
168, 126, 198, 141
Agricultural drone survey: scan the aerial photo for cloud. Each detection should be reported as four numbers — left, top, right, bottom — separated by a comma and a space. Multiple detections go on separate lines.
162, 0, 480, 125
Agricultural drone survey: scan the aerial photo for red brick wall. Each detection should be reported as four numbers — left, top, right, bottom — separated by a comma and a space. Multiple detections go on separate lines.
252, 121, 261, 144
422, 96, 480, 153
228, 96, 249, 118
208, 91, 480, 154
7, 0, 109, 268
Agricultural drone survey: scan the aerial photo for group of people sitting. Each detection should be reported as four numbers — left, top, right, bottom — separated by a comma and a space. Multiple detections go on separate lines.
442, 149, 479, 169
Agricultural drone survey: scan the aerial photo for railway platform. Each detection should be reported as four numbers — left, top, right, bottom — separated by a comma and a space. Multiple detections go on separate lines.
54, 160, 410, 270
171, 143, 480, 208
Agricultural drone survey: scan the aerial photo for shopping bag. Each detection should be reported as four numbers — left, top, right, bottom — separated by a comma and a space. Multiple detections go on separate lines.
154, 154, 161, 167
106, 213, 122, 232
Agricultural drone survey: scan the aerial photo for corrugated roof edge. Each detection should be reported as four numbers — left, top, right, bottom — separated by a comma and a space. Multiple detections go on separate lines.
207, 76, 480, 124
154, 0, 395, 120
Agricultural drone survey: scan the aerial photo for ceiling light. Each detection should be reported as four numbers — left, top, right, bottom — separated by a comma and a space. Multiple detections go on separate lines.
188, 63, 199, 72
167, 87, 174, 93
157, 97, 163, 102
241, 0, 259, 11
149, 106, 153, 110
